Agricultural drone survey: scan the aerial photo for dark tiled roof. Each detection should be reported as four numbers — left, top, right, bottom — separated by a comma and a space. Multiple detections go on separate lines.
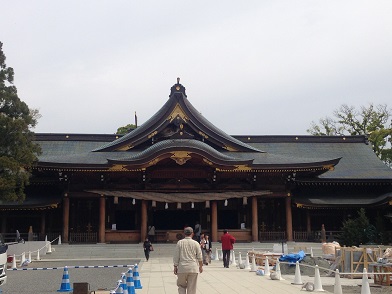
295, 192, 392, 207
34, 134, 392, 180
36, 137, 339, 170
0, 196, 61, 210
108, 139, 249, 162
244, 140, 392, 180
93, 86, 260, 152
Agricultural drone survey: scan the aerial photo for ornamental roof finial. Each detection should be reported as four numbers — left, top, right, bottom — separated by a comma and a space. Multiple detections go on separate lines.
170, 77, 186, 97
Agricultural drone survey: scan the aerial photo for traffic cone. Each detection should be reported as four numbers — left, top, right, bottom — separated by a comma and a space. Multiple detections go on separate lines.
244, 253, 251, 270
264, 257, 270, 276
231, 250, 237, 266
361, 268, 371, 294
115, 280, 123, 294
126, 268, 136, 294
121, 276, 128, 294
36, 249, 41, 261
47, 240, 52, 254
334, 269, 342, 294
214, 248, 219, 261
58, 235, 62, 245
19, 252, 26, 267
238, 252, 243, 267
275, 259, 283, 280
250, 254, 257, 272
313, 265, 324, 292
133, 264, 142, 289
292, 261, 303, 285
57, 266, 73, 292
11, 254, 17, 269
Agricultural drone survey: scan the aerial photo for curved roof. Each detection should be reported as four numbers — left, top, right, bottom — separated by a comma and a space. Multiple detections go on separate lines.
107, 139, 253, 166
93, 82, 261, 152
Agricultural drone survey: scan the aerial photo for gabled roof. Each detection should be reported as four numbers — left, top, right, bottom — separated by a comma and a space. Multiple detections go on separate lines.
93, 81, 261, 153
33, 82, 348, 174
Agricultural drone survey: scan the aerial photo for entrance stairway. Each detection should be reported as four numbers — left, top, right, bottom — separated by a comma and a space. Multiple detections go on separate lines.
40, 242, 324, 261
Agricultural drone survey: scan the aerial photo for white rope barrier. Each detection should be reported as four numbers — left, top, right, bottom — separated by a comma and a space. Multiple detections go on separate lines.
7, 236, 60, 267
9, 264, 135, 271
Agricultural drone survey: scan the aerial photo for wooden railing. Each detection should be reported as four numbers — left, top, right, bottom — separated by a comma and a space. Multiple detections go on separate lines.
259, 231, 343, 242
259, 231, 286, 241
69, 232, 97, 243
293, 231, 313, 241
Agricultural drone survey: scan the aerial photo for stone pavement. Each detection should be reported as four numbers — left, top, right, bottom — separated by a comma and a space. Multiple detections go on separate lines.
2, 242, 374, 293
138, 256, 353, 294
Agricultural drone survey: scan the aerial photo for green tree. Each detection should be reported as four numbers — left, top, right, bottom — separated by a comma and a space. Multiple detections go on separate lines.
116, 123, 136, 135
0, 41, 41, 201
338, 208, 378, 246
307, 104, 392, 167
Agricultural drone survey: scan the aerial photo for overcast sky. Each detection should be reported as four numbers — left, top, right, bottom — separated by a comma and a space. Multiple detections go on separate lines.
1, 1, 392, 135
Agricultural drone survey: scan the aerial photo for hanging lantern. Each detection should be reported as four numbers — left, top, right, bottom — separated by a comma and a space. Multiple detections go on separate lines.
243, 197, 248, 205
224, 199, 228, 206
165, 202, 168, 209
114, 196, 118, 204
191, 202, 194, 209
152, 200, 156, 207
205, 200, 210, 208
132, 198, 136, 205
177, 202, 182, 209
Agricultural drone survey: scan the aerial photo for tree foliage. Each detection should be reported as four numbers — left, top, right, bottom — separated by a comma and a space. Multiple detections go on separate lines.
0, 41, 41, 201
116, 123, 136, 135
307, 104, 392, 167
338, 208, 378, 246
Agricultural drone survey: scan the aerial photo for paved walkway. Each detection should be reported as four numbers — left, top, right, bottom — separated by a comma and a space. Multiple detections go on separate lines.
2, 242, 372, 293
138, 257, 343, 294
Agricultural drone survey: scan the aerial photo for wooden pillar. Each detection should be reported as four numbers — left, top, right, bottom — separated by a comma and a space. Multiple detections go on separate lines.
99, 195, 106, 243
211, 201, 218, 242
251, 196, 258, 242
141, 200, 148, 242
285, 196, 293, 241
40, 211, 46, 237
63, 195, 70, 243
306, 210, 311, 234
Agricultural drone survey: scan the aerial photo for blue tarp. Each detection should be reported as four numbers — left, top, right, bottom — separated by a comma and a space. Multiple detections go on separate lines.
279, 250, 305, 264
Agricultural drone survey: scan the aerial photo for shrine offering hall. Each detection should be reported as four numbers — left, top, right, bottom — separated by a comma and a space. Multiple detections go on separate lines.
1, 81, 392, 243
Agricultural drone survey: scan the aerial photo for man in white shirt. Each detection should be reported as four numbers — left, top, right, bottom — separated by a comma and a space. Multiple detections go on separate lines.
173, 227, 203, 294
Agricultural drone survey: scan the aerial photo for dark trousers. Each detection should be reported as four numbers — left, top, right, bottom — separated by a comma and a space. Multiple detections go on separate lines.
144, 249, 150, 261
222, 250, 231, 267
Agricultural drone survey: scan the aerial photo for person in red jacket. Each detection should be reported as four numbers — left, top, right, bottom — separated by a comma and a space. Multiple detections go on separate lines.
221, 229, 235, 268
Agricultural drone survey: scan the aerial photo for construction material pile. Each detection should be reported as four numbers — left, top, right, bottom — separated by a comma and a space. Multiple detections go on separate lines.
246, 250, 282, 266
279, 256, 331, 276
382, 248, 392, 262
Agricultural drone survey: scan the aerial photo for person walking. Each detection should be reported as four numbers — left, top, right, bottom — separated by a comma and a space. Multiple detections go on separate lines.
194, 222, 201, 242
199, 234, 207, 265
143, 237, 153, 261
147, 225, 156, 243
173, 227, 203, 294
203, 234, 212, 265
221, 229, 235, 268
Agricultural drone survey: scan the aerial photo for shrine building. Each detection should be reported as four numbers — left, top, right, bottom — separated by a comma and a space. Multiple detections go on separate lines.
1, 81, 392, 243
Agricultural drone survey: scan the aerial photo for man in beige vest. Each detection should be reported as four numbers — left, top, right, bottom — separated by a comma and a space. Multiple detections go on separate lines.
173, 227, 203, 294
